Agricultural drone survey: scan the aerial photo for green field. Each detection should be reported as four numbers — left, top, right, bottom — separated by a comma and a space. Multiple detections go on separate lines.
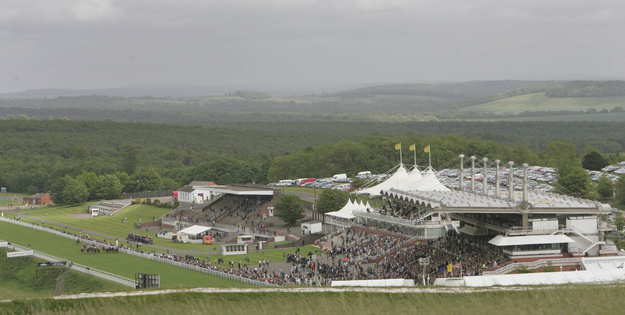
462, 92, 625, 114
11, 204, 318, 258
0, 221, 247, 289
495, 111, 625, 122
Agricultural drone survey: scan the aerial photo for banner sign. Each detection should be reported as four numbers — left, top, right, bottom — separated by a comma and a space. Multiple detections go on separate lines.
38, 261, 67, 267
0, 242, 8, 248
7, 251, 34, 258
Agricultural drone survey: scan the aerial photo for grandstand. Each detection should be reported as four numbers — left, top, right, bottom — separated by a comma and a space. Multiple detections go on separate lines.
161, 184, 280, 242
332, 156, 617, 281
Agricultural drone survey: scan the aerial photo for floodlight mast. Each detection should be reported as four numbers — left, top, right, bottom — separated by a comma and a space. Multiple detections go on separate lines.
482, 158, 488, 195
459, 154, 465, 191
495, 160, 501, 198
508, 161, 514, 200
522, 163, 529, 203
470, 156, 476, 192
458, 154, 464, 191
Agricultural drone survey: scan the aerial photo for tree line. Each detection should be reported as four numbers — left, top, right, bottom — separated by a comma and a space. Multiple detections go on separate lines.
1, 119, 624, 202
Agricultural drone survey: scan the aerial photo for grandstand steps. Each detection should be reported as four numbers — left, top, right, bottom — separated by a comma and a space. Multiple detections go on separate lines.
220, 232, 240, 243
298, 233, 325, 246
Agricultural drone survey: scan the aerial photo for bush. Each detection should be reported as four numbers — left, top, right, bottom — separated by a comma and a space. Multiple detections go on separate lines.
514, 265, 534, 273
543, 261, 557, 272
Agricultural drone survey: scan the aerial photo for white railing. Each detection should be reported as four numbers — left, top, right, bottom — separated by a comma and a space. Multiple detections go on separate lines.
122, 250, 277, 287
0, 217, 276, 287
482, 257, 583, 275
354, 212, 429, 227
2, 239, 136, 288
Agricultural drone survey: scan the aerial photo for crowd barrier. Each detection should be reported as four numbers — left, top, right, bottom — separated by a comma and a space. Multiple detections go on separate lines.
331, 279, 415, 287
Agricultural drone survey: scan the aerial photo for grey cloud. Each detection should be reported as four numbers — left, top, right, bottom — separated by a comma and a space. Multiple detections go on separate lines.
1, 0, 624, 92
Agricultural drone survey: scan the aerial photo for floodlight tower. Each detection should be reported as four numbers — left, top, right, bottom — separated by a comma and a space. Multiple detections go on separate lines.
459, 154, 465, 191
495, 160, 501, 198
522, 163, 529, 203
508, 161, 514, 200
470, 156, 476, 192
482, 157, 488, 195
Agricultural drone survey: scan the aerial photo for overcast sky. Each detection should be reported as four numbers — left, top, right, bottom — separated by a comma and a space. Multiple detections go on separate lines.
1, 0, 624, 93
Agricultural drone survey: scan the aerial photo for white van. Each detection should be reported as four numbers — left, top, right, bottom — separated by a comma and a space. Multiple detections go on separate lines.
357, 171, 372, 178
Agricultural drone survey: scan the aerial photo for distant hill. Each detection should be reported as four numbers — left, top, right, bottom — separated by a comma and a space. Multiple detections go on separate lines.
461, 92, 625, 114
332, 80, 556, 99
460, 81, 625, 114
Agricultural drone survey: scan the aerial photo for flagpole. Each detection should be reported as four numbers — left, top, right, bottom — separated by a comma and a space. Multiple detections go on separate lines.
413, 143, 417, 167
399, 142, 402, 165
428, 146, 431, 168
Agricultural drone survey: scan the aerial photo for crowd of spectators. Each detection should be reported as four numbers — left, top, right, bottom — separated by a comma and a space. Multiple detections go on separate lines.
127, 233, 153, 244
325, 228, 407, 262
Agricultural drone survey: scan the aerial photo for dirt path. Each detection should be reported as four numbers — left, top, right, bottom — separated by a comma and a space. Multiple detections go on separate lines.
0, 285, 565, 303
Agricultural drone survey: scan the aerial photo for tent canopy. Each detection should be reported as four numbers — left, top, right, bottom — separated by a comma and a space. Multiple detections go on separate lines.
178, 225, 212, 236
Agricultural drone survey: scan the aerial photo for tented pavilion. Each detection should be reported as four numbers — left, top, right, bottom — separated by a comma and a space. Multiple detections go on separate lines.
381, 160, 615, 259
325, 199, 373, 228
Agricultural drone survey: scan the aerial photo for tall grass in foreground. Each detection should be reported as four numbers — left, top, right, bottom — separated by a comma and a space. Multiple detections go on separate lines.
1, 285, 623, 315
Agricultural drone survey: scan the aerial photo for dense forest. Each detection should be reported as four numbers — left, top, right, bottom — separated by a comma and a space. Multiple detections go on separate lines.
2, 80, 625, 198
1, 119, 624, 197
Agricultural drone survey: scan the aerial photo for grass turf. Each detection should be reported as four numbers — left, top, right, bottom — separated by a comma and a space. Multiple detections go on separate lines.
2, 286, 625, 315
11, 204, 320, 260
0, 221, 248, 289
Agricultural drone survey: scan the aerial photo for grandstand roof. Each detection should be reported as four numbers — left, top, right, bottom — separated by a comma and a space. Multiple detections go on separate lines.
403, 167, 450, 192
326, 199, 373, 220
209, 185, 275, 196
395, 165, 423, 191
359, 165, 409, 197
382, 189, 611, 215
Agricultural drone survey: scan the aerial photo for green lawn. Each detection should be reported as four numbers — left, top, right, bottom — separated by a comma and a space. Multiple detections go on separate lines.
9, 203, 320, 261
461, 92, 625, 114
0, 221, 248, 289
24, 204, 169, 241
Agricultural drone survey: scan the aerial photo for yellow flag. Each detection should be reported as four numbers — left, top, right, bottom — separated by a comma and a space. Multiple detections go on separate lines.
409, 144, 415, 151
395, 143, 400, 150
447, 263, 453, 273
424, 145, 430, 153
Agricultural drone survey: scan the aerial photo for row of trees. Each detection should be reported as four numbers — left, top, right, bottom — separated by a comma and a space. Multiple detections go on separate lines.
49, 170, 178, 205
1, 119, 623, 204
273, 189, 351, 225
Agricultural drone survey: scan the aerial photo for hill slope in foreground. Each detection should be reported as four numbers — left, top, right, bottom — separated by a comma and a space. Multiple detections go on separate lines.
1, 285, 624, 314
461, 92, 625, 114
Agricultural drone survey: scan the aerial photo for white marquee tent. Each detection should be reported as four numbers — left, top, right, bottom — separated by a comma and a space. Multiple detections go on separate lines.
359, 165, 409, 196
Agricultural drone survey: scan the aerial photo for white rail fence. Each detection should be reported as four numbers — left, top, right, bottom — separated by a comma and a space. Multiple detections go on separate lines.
1, 239, 136, 288
0, 217, 277, 287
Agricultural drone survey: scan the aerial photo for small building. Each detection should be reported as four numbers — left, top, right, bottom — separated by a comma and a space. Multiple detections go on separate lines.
176, 182, 220, 204
221, 244, 248, 255
178, 225, 213, 240
23, 193, 53, 205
